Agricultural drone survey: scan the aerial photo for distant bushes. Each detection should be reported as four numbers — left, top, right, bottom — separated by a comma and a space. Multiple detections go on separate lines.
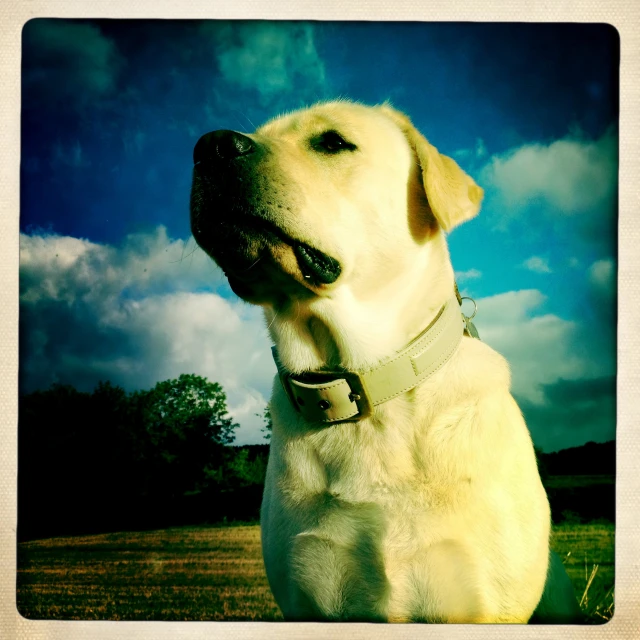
537, 441, 615, 477
535, 442, 615, 524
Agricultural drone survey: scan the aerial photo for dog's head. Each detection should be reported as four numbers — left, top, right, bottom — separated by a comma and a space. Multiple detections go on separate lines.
190, 101, 483, 307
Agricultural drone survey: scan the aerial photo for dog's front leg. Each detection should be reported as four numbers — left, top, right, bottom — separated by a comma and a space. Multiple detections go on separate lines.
287, 531, 390, 622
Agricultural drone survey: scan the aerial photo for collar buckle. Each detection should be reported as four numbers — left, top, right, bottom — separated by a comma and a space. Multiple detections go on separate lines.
278, 369, 373, 423
333, 370, 373, 419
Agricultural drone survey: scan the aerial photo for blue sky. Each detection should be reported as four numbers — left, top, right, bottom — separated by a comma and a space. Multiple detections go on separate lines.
19, 20, 618, 451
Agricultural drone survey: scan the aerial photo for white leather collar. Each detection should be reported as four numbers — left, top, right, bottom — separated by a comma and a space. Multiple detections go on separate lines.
272, 295, 469, 424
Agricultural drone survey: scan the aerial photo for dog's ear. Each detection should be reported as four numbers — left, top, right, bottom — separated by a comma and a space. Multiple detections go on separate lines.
379, 105, 484, 231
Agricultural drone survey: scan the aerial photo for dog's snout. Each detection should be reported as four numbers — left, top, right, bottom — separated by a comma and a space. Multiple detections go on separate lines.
193, 130, 256, 165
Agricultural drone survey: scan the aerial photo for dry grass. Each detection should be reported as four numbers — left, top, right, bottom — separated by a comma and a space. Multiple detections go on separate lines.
17, 525, 282, 621
18, 522, 614, 622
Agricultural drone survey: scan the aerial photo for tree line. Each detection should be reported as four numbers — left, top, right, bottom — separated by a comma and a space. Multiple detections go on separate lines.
18, 375, 614, 541
18, 374, 270, 541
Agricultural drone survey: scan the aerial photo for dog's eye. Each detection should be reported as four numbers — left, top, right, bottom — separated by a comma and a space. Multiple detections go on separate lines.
312, 131, 357, 154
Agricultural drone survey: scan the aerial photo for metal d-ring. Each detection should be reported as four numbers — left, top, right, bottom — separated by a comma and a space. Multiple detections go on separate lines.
460, 296, 477, 320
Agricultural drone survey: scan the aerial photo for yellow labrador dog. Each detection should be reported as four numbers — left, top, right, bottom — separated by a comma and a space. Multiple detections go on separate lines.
190, 101, 581, 623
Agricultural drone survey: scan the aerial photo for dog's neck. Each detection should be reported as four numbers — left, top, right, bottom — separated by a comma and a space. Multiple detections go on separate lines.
264, 230, 454, 375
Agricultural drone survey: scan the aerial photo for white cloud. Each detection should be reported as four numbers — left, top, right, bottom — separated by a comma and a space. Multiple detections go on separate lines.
522, 256, 552, 274
481, 129, 617, 217
455, 268, 482, 282
475, 288, 546, 324
477, 289, 587, 404
210, 22, 327, 105
20, 226, 225, 304
20, 228, 274, 445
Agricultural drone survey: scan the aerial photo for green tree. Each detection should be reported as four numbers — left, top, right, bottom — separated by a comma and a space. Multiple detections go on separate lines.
133, 374, 238, 498
226, 447, 268, 487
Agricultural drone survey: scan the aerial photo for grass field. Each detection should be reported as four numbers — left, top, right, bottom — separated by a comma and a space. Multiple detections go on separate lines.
550, 522, 615, 623
17, 522, 614, 623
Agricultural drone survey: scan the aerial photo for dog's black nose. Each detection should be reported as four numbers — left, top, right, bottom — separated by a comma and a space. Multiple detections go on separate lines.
193, 130, 256, 165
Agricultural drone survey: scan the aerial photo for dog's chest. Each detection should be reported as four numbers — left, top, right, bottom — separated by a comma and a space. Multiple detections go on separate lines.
265, 423, 480, 621
289, 419, 420, 504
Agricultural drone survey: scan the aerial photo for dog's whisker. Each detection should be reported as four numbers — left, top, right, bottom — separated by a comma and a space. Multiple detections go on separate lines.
232, 109, 257, 132
179, 237, 188, 263
266, 309, 279, 331
188, 243, 197, 270
241, 111, 257, 130
237, 256, 262, 274
170, 243, 199, 264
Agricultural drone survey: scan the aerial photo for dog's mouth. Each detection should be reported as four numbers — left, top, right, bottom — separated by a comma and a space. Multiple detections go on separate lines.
225, 238, 341, 287
292, 243, 341, 285
192, 209, 342, 299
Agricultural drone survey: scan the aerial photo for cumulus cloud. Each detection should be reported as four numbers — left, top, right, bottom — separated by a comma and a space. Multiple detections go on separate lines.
19, 227, 274, 445
522, 256, 552, 274
22, 19, 122, 110
481, 129, 617, 216
476, 288, 615, 450
20, 226, 226, 303
208, 22, 328, 106
480, 294, 582, 405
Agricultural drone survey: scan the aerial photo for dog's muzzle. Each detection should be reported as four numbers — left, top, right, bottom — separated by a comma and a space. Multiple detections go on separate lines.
190, 129, 342, 288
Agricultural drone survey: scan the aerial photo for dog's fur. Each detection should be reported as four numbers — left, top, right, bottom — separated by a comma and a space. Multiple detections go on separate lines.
191, 101, 555, 623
